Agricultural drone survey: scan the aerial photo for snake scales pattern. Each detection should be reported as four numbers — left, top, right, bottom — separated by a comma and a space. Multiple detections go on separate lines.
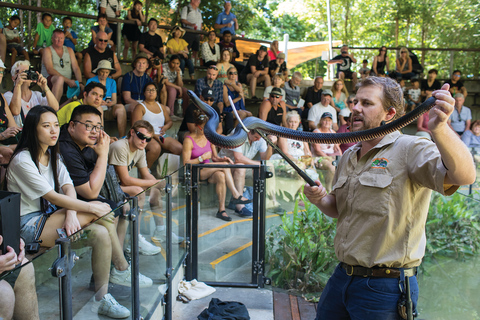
187, 90, 437, 149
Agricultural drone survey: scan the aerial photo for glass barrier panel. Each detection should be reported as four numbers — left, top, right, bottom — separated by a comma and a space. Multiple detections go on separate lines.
131, 179, 168, 318
196, 164, 253, 283
170, 167, 188, 276
68, 201, 133, 319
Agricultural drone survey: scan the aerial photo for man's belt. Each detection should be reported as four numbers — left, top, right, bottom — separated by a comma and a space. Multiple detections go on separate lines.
341, 263, 416, 278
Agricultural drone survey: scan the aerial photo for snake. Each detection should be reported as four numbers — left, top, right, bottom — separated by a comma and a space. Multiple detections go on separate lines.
187, 90, 437, 149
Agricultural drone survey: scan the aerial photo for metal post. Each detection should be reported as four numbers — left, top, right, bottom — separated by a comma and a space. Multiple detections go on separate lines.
129, 196, 141, 320
283, 34, 289, 64
117, 23, 122, 58
258, 163, 268, 287
185, 164, 193, 280
52, 238, 76, 320
252, 166, 259, 285
165, 176, 173, 320
326, 0, 334, 80
191, 165, 199, 280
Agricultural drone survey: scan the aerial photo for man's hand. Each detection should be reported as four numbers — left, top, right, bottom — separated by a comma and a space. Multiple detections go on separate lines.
429, 84, 455, 133
0, 235, 18, 273
91, 130, 110, 157
304, 180, 328, 206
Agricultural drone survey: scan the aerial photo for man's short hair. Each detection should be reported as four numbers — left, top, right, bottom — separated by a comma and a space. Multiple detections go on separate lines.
428, 69, 438, 75
42, 12, 52, 20
453, 70, 461, 75
356, 76, 405, 120
52, 29, 65, 36
222, 30, 232, 36
84, 81, 107, 96
69, 105, 102, 123
410, 79, 419, 84
292, 71, 303, 80
128, 120, 154, 138
97, 13, 108, 21
63, 16, 73, 24
455, 93, 465, 99
10, 15, 20, 22
148, 18, 158, 25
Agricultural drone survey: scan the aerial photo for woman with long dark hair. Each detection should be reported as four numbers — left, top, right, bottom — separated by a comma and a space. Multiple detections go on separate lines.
7, 105, 152, 318
372, 46, 389, 77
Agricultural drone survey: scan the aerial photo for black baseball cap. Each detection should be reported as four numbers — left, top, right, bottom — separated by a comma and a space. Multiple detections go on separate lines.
270, 87, 283, 96
202, 88, 214, 99
321, 112, 333, 119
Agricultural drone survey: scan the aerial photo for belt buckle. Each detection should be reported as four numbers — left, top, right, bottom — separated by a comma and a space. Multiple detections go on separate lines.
346, 264, 354, 276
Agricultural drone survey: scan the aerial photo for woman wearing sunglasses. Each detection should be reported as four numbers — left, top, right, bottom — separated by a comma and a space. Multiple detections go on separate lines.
393, 47, 414, 80
182, 108, 251, 221
223, 66, 251, 123
132, 82, 182, 168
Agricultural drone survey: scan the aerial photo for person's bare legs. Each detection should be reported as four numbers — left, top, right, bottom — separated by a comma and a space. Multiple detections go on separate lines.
146, 139, 161, 169
123, 38, 131, 60
246, 74, 257, 98
0, 280, 14, 319
208, 171, 227, 214
13, 262, 40, 320
233, 167, 246, 195
50, 75, 66, 102
160, 137, 183, 155
9, 47, 18, 66
160, 85, 167, 106
113, 104, 127, 137
0, 34, 6, 63
131, 41, 138, 58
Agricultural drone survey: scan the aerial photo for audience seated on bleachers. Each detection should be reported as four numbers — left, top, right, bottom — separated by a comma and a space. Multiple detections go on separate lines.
122, 52, 153, 114
267, 40, 281, 61
223, 66, 252, 124
139, 18, 166, 60
308, 89, 337, 131
109, 120, 175, 249
328, 45, 358, 88
32, 13, 54, 55
180, 0, 203, 65
268, 52, 288, 81
86, 60, 127, 137
421, 69, 441, 101
448, 93, 471, 136
311, 112, 341, 192
182, 108, 252, 221
7, 105, 149, 319
163, 55, 189, 117
444, 69, 468, 98
339, 95, 354, 126
132, 82, 182, 168
57, 81, 106, 127
263, 74, 286, 103
122, 0, 145, 60
41, 29, 84, 102
462, 120, 480, 150
216, 48, 234, 83
84, 31, 122, 80
88, 14, 113, 49
218, 31, 240, 70
4, 15, 30, 66
0, 59, 20, 163
61, 16, 82, 63
331, 79, 348, 113
5, 60, 59, 127
274, 111, 312, 161
146, 56, 168, 105
337, 110, 355, 152
0, 236, 39, 320
99, 0, 120, 51
406, 78, 421, 112
358, 59, 370, 79
200, 31, 220, 67
284, 71, 303, 114
303, 76, 324, 128
392, 47, 415, 80
239, 45, 271, 100
371, 46, 389, 77
214, 1, 239, 36
166, 26, 195, 79
259, 87, 286, 128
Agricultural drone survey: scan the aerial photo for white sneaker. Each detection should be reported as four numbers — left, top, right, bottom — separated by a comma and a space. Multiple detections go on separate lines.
91, 293, 130, 319
125, 234, 162, 255
110, 265, 153, 288
152, 229, 184, 244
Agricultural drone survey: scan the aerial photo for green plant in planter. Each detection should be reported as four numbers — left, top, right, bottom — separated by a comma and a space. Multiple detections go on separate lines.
425, 192, 480, 261
266, 190, 337, 294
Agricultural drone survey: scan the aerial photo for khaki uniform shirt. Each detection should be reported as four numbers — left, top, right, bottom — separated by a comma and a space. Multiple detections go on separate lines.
331, 131, 458, 268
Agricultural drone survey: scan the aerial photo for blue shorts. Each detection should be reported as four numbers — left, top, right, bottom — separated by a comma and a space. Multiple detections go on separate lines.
20, 211, 44, 244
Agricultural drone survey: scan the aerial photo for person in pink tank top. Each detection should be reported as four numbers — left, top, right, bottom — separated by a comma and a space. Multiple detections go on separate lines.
182, 108, 251, 221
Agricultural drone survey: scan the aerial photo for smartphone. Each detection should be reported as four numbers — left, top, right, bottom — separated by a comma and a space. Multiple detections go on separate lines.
57, 228, 68, 239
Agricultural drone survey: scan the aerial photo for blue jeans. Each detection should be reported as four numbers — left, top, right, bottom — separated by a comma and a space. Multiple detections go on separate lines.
180, 57, 195, 77
315, 263, 418, 320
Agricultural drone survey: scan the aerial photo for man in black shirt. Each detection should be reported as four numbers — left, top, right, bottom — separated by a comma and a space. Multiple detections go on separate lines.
239, 45, 271, 100
83, 31, 122, 80
303, 76, 324, 130
139, 18, 165, 60
328, 45, 357, 88
444, 69, 468, 98
268, 52, 288, 81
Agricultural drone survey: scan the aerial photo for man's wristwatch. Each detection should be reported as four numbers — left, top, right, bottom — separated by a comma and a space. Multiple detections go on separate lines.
198, 156, 203, 163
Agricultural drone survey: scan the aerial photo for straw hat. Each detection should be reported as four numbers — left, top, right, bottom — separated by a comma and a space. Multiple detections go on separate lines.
92, 60, 116, 74
170, 26, 186, 38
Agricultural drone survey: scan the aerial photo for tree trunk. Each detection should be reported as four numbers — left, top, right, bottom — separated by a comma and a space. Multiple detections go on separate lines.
344, 1, 350, 43
395, 16, 399, 47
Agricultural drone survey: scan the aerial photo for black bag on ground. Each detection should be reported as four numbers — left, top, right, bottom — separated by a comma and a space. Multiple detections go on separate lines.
197, 298, 250, 320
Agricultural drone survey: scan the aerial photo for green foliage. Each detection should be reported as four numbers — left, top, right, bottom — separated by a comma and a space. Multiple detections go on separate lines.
425, 192, 480, 261
265, 191, 337, 294
291, 59, 327, 80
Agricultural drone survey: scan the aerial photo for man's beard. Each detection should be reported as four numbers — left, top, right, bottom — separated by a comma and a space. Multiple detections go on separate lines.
207, 79, 214, 86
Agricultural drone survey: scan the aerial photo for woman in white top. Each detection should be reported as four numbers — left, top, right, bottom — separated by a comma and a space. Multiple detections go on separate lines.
132, 82, 182, 168
5, 60, 59, 126
277, 112, 312, 160
6, 105, 148, 316
200, 31, 221, 67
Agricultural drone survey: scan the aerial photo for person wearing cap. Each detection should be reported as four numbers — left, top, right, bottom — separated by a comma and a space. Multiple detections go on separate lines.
448, 93, 471, 136
304, 77, 475, 320
84, 30, 122, 80
311, 112, 341, 193
166, 26, 195, 79
5, 60, 59, 126
308, 89, 338, 131
122, 52, 153, 114
86, 60, 127, 137
139, 18, 166, 60
239, 45, 271, 100
328, 44, 357, 89
41, 29, 84, 103
268, 52, 288, 81
214, 1, 238, 36
259, 86, 287, 135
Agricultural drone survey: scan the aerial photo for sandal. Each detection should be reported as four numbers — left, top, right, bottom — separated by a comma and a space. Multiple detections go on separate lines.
231, 196, 252, 205
216, 210, 232, 221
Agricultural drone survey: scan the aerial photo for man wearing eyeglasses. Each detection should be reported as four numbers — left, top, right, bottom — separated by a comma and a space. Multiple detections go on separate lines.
57, 82, 107, 127
41, 29, 84, 102
444, 70, 468, 98
448, 93, 471, 136
307, 89, 338, 131
84, 31, 122, 80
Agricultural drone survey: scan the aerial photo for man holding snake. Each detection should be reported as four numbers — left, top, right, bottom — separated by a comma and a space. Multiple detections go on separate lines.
304, 76, 475, 320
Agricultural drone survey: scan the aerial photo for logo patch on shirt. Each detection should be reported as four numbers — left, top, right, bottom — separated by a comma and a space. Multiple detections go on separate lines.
371, 158, 389, 169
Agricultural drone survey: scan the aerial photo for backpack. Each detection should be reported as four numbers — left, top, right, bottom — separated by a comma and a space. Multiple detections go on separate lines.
99, 165, 128, 206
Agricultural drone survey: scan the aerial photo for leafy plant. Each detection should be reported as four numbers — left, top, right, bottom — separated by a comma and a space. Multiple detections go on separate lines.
265, 190, 337, 294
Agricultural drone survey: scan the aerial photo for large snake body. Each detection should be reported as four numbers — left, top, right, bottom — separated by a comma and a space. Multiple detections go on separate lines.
187, 90, 437, 149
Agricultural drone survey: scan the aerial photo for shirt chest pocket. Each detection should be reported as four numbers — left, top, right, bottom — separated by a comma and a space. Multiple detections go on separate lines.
355, 172, 394, 216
